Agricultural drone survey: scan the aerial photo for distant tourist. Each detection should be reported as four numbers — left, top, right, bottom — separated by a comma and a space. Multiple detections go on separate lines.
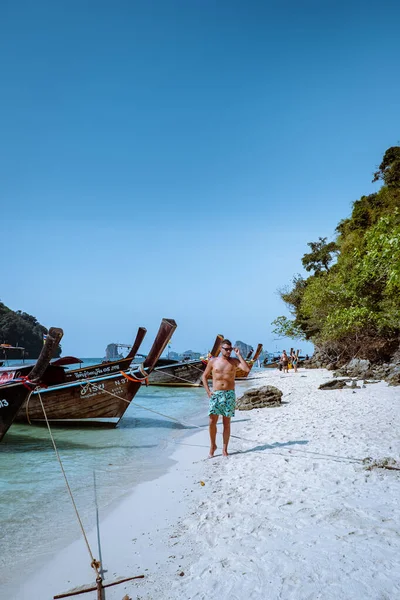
291, 350, 298, 373
202, 339, 250, 457
305, 354, 309, 361
281, 350, 289, 373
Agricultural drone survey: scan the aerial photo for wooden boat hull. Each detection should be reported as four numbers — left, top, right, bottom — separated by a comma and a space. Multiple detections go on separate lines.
16, 372, 141, 426
0, 382, 34, 440
208, 362, 257, 380
235, 362, 254, 378
148, 360, 206, 386
0, 327, 64, 441
15, 319, 177, 427
147, 334, 223, 387
264, 360, 306, 369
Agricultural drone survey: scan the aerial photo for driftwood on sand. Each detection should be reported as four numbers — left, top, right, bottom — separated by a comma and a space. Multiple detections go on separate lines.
319, 379, 361, 390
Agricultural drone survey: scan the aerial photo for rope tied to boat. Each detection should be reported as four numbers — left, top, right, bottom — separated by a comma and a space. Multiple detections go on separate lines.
85, 380, 198, 426
137, 362, 148, 379
131, 362, 206, 386
77, 380, 265, 443
121, 364, 149, 385
36, 391, 103, 587
78, 382, 367, 464
11, 375, 37, 391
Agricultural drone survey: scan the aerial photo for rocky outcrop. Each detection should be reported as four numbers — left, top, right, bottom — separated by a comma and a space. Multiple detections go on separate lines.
0, 301, 61, 359
234, 340, 253, 359
387, 350, 400, 385
236, 385, 282, 410
331, 350, 400, 386
334, 358, 371, 378
306, 341, 400, 387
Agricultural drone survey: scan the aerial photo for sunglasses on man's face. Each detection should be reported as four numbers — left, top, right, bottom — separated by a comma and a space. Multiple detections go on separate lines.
222, 346, 233, 351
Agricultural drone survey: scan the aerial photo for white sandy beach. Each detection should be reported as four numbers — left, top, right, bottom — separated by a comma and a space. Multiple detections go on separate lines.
8, 368, 400, 600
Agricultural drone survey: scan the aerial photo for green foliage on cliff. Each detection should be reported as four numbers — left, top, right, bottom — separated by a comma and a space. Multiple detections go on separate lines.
0, 302, 61, 359
273, 146, 400, 361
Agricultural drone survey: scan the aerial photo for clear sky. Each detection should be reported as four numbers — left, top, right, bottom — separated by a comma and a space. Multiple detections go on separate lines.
1, 0, 399, 357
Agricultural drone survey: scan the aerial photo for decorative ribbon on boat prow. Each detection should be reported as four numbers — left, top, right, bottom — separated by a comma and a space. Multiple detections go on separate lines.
121, 363, 149, 386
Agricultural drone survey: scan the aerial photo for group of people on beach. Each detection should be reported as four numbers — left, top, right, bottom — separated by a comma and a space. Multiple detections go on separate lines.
279, 349, 300, 373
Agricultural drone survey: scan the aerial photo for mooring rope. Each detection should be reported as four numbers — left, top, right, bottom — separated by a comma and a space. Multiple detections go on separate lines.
85, 381, 256, 442
85, 381, 202, 428
121, 370, 149, 385
85, 382, 367, 463
82, 382, 278, 444
136, 367, 203, 386
34, 376, 365, 466
36, 391, 102, 581
25, 389, 34, 425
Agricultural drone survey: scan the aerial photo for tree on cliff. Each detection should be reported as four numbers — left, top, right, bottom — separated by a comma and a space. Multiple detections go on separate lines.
0, 302, 62, 358
272, 146, 400, 362
373, 146, 400, 188
301, 237, 338, 274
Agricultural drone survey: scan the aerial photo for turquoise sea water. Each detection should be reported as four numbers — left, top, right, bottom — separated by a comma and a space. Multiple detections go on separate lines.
0, 359, 210, 590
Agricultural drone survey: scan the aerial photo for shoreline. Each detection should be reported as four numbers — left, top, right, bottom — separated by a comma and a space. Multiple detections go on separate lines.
2, 415, 205, 600
7, 369, 400, 599
10, 425, 208, 600
4, 376, 257, 600
0, 382, 212, 599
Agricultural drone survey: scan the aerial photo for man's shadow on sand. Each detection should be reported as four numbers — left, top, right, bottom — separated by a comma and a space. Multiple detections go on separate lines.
229, 439, 308, 455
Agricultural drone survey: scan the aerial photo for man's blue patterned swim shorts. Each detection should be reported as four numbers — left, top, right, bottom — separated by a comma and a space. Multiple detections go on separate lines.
209, 390, 236, 418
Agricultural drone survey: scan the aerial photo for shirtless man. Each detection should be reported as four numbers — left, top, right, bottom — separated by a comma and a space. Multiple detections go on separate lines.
201, 339, 250, 457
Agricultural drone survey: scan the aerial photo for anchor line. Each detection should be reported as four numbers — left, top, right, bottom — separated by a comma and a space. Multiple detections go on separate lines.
36, 391, 102, 583
85, 383, 367, 461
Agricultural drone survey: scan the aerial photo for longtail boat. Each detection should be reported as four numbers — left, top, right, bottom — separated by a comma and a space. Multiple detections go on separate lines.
235, 343, 263, 378
16, 319, 177, 426
0, 328, 146, 386
263, 353, 306, 369
207, 340, 263, 379
0, 328, 63, 442
263, 359, 280, 368
145, 334, 223, 386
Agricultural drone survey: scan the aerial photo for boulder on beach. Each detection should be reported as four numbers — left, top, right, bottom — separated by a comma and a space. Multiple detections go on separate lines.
236, 385, 282, 410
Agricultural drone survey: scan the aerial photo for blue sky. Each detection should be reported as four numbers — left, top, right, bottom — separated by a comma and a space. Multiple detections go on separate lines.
1, 0, 399, 356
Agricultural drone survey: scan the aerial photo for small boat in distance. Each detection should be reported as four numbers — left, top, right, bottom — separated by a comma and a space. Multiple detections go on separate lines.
0, 328, 63, 442
15, 319, 177, 427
